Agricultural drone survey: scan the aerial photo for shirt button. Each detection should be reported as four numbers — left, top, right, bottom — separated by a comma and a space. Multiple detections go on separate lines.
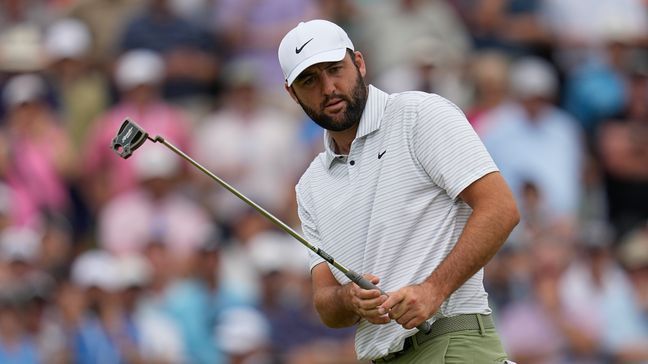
349, 160, 355, 166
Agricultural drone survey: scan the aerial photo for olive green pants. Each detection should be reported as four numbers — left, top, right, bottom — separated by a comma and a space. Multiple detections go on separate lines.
379, 328, 508, 364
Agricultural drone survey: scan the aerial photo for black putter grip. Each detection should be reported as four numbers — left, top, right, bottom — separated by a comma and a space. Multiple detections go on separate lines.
355, 275, 386, 293
346, 270, 432, 333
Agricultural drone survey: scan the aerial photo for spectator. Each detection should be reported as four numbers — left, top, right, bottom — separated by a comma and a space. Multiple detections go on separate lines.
456, 0, 551, 56
98, 147, 212, 258
540, 0, 648, 77
562, 44, 627, 137
82, 49, 192, 211
161, 239, 250, 364
373, 36, 471, 107
465, 50, 511, 130
249, 231, 357, 362
559, 222, 648, 362
192, 60, 307, 228
355, 0, 471, 82
120, 0, 222, 105
43, 18, 110, 151
0, 300, 40, 364
0, 25, 45, 86
1, 74, 78, 227
65, 0, 147, 68
70, 250, 141, 364
617, 225, 648, 326
215, 306, 271, 364
596, 51, 648, 238
117, 254, 186, 363
481, 57, 584, 222
211, 0, 320, 91
498, 233, 592, 364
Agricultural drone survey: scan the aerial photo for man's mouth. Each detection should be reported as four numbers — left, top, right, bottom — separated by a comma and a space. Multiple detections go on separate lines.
324, 98, 345, 111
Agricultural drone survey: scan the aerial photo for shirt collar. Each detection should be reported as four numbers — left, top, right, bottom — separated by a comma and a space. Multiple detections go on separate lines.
323, 85, 389, 168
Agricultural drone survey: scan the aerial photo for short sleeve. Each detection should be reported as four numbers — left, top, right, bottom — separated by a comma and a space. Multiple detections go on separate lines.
412, 95, 498, 199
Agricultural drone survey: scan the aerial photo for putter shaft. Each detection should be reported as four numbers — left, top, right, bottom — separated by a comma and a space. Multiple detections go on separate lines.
109, 119, 431, 333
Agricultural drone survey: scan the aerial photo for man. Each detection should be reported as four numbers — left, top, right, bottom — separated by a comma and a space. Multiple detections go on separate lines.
278, 20, 519, 363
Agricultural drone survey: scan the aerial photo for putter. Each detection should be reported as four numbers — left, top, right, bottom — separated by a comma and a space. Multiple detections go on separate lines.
111, 118, 431, 334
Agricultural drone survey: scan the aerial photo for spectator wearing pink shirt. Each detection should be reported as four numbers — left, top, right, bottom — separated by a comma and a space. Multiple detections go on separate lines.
98, 147, 212, 258
82, 49, 192, 211
1, 74, 77, 227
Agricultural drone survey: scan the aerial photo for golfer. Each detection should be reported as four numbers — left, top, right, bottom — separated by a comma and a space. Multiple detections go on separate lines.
278, 20, 519, 363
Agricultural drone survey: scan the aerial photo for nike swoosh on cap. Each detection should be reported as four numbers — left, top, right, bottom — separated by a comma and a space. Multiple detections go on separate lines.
295, 38, 314, 54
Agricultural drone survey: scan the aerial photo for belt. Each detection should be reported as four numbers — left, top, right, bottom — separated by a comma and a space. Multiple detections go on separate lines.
372, 314, 495, 363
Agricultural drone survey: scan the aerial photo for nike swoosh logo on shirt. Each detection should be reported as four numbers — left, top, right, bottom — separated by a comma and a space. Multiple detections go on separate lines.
378, 150, 386, 159
295, 38, 314, 54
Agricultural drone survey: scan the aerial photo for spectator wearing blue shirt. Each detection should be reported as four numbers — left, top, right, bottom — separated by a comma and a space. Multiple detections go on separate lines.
0, 300, 41, 364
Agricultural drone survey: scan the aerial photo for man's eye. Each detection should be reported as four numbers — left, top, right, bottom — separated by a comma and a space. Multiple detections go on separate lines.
302, 77, 314, 86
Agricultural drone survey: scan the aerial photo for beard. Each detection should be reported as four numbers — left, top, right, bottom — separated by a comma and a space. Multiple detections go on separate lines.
295, 67, 368, 132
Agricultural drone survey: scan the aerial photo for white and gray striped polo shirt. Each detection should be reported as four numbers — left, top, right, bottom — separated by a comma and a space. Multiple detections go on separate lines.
296, 85, 499, 360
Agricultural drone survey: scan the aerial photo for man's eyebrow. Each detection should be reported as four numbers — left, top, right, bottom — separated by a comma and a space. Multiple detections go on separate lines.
295, 71, 314, 83
295, 60, 345, 83
324, 60, 345, 70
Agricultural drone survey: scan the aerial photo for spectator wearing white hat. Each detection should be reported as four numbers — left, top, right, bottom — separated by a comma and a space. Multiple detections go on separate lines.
0, 227, 53, 303
480, 57, 584, 227
119, 0, 222, 108
82, 49, 192, 211
70, 250, 143, 364
44, 18, 110, 151
215, 306, 271, 364
0, 227, 64, 364
116, 254, 186, 364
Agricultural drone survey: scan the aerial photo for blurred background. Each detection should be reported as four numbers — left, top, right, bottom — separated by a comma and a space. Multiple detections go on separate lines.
0, 0, 647, 363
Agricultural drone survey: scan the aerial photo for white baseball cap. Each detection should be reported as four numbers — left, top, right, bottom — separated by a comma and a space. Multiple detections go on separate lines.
44, 18, 91, 61
278, 19, 354, 86
2, 73, 46, 108
0, 227, 41, 263
115, 49, 165, 90
71, 250, 122, 292
510, 57, 558, 99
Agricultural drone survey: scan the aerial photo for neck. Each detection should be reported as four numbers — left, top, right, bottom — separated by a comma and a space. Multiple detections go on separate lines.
329, 123, 359, 155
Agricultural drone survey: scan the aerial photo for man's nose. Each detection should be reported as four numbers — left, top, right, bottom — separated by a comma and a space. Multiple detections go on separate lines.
320, 73, 336, 96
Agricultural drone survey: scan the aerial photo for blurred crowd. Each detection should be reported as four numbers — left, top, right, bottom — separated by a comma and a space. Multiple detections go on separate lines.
0, 0, 647, 363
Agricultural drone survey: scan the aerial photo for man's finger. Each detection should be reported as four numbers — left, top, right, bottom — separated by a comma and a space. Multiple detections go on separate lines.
402, 315, 424, 330
360, 307, 389, 318
355, 294, 388, 310
387, 302, 406, 320
354, 288, 383, 299
362, 274, 380, 286
394, 309, 418, 326
378, 292, 403, 315
365, 313, 390, 325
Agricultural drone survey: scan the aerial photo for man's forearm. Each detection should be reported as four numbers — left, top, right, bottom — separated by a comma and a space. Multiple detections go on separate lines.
423, 202, 519, 301
313, 282, 360, 328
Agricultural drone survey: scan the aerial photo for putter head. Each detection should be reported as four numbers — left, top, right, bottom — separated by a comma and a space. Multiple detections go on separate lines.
111, 119, 149, 159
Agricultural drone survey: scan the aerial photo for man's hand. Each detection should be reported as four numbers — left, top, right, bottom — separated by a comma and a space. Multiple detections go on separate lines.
347, 274, 390, 325
378, 281, 442, 330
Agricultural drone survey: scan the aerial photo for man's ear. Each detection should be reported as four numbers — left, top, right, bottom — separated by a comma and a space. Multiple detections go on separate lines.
285, 83, 299, 103
353, 51, 367, 78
